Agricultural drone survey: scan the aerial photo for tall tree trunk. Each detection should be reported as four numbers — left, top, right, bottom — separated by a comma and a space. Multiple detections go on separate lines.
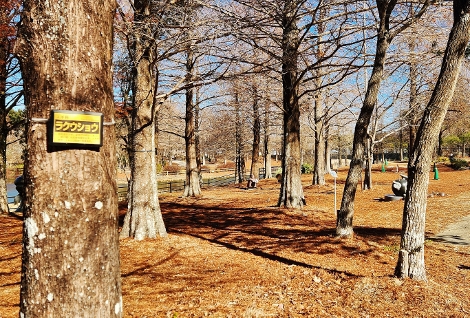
15, 0, 122, 316
336, 3, 393, 236
121, 0, 167, 239
195, 87, 202, 171
263, 103, 272, 179
395, 0, 470, 280
250, 86, 262, 180
183, 44, 201, 197
324, 124, 331, 171
313, 9, 326, 185
278, 0, 304, 208
235, 91, 245, 183
408, 39, 419, 155
313, 91, 325, 185
0, 38, 9, 214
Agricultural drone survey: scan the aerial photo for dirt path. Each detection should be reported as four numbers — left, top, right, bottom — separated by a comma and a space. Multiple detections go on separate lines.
432, 193, 470, 245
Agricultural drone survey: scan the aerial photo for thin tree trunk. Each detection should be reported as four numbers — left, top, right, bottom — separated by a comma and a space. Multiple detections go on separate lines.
250, 86, 262, 180
235, 91, 245, 184
363, 136, 373, 190
15, 0, 122, 316
264, 103, 272, 179
395, 0, 470, 280
183, 44, 201, 197
0, 37, 9, 213
408, 39, 419, 155
313, 92, 325, 185
336, 4, 392, 236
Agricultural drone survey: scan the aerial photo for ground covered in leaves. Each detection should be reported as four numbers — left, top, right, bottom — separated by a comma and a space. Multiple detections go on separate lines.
1, 163, 470, 317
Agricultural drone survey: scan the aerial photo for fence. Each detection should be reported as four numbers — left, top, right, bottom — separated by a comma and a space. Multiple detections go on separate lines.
117, 173, 238, 201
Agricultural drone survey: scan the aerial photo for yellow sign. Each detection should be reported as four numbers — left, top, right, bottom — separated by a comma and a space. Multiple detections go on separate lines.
50, 110, 103, 147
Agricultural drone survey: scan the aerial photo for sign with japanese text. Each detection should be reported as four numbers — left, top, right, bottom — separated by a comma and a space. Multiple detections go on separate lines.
49, 110, 103, 147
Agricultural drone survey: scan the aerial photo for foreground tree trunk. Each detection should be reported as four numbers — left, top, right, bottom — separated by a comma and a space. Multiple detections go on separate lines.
278, 0, 304, 208
395, 0, 470, 280
121, 0, 167, 239
15, 0, 122, 316
336, 11, 392, 236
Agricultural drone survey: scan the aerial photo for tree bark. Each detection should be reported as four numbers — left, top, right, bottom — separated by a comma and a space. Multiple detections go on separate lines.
0, 37, 9, 213
395, 0, 470, 280
15, 0, 122, 316
337, 1, 394, 236
121, 0, 167, 239
278, 0, 304, 208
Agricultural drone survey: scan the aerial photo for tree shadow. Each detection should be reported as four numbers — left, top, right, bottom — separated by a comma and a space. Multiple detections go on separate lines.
160, 200, 403, 277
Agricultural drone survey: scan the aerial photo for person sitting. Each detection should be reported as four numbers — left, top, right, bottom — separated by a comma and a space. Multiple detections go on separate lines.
247, 174, 259, 188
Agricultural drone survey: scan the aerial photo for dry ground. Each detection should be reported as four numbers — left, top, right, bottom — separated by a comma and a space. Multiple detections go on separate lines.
1, 164, 470, 317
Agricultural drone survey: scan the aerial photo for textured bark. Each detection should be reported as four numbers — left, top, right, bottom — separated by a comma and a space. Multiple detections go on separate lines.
0, 38, 8, 213
15, 0, 122, 316
278, 0, 304, 208
337, 9, 392, 236
395, 0, 470, 280
121, 0, 167, 239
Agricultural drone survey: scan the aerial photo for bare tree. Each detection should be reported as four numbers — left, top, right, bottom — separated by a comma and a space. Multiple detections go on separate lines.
336, 0, 430, 237
395, 0, 470, 280
120, 0, 167, 239
15, 0, 122, 315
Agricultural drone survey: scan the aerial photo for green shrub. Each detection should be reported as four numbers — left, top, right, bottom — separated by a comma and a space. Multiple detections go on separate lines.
449, 157, 468, 170
301, 163, 313, 174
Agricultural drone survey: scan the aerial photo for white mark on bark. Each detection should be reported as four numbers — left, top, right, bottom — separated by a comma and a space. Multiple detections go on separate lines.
34, 248, 41, 254
34, 269, 39, 280
95, 201, 103, 210
50, 227, 54, 232
38, 233, 46, 240
79, 257, 84, 262
42, 212, 50, 224
85, 218, 89, 222
64, 201, 71, 209
25, 218, 38, 255
47, 293, 53, 302
54, 212, 59, 218
115, 297, 122, 315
